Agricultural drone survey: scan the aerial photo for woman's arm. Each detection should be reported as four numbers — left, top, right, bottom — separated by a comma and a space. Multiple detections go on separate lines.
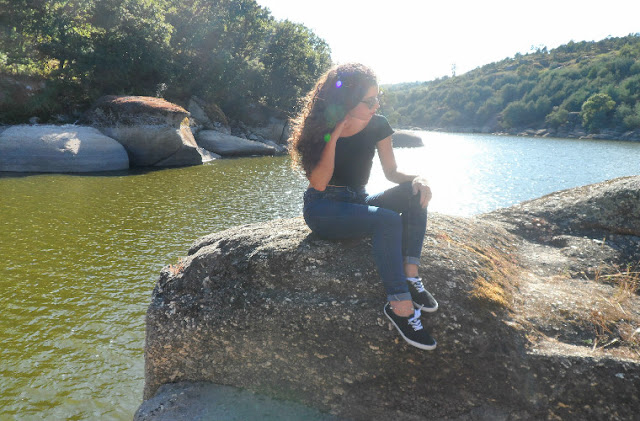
377, 137, 432, 207
377, 136, 414, 184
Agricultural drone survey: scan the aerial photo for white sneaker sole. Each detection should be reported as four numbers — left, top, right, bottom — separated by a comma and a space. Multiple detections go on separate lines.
414, 300, 438, 313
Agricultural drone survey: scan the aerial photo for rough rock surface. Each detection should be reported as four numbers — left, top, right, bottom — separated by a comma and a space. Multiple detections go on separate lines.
196, 130, 276, 156
83, 96, 206, 167
187, 96, 216, 131
484, 176, 640, 239
392, 130, 424, 147
0, 125, 129, 172
186, 96, 230, 133
248, 117, 289, 144
140, 176, 640, 420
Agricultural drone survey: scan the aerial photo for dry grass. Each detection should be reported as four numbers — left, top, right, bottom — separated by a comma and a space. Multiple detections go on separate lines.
470, 276, 510, 308
434, 225, 521, 312
588, 262, 640, 352
453, 237, 520, 312
470, 244, 519, 310
595, 263, 640, 295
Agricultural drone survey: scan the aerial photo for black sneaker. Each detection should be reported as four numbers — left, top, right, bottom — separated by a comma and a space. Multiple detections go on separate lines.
384, 302, 437, 350
407, 277, 438, 313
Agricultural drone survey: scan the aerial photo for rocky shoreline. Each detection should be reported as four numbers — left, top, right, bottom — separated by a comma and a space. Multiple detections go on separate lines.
425, 126, 640, 142
0, 95, 429, 173
4, 94, 637, 174
137, 176, 640, 420
407, 111, 640, 142
0, 95, 289, 173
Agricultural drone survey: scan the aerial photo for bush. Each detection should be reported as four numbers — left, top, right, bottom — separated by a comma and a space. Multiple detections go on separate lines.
622, 103, 640, 129
502, 100, 532, 127
545, 106, 569, 128
581, 93, 616, 132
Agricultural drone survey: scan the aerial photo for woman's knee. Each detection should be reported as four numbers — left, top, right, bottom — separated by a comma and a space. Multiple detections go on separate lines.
372, 207, 402, 230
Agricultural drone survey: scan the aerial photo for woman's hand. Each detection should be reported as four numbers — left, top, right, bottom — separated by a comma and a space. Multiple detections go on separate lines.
331, 114, 355, 139
412, 176, 432, 208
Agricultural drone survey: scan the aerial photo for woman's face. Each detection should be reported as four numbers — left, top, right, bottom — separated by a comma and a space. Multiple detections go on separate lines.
348, 85, 380, 122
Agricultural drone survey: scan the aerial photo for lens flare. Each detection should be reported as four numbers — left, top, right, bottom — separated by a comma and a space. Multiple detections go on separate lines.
335, 80, 342, 88
324, 133, 331, 142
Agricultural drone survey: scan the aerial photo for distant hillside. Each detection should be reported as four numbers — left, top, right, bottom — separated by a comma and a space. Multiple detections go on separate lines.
381, 34, 640, 139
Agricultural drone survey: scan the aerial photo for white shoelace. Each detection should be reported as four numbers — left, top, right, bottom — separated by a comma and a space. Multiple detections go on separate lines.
408, 277, 426, 293
408, 310, 423, 331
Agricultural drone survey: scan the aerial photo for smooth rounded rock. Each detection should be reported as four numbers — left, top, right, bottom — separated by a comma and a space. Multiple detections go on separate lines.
196, 130, 276, 156
0, 125, 129, 172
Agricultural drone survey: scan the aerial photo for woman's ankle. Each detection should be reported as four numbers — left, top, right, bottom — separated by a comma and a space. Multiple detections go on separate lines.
389, 299, 414, 317
404, 263, 419, 278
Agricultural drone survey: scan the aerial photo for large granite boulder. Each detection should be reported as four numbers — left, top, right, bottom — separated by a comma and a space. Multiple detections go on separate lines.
196, 130, 276, 157
485, 176, 640, 238
84, 96, 209, 167
142, 215, 522, 419
140, 176, 640, 420
0, 125, 129, 172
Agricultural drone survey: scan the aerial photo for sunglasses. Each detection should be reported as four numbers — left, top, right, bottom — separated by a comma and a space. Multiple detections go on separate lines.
360, 96, 380, 109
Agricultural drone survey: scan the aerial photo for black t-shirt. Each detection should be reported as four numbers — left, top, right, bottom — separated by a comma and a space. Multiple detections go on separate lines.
329, 114, 394, 188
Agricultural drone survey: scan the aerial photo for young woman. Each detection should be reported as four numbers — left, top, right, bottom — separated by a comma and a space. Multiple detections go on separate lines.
289, 63, 438, 350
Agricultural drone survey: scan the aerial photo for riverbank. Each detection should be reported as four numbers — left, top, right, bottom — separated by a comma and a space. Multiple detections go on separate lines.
0, 95, 289, 173
401, 120, 640, 142
5, 91, 639, 174
396, 106, 640, 142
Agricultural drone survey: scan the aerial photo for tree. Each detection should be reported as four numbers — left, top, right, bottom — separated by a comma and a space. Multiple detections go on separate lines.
165, 0, 273, 113
262, 20, 331, 112
502, 100, 531, 127
622, 103, 640, 129
581, 93, 616, 131
86, 0, 174, 96
545, 106, 569, 128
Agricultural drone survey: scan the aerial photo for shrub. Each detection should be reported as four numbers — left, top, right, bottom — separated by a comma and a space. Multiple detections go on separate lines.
622, 103, 640, 129
581, 93, 616, 131
545, 106, 569, 128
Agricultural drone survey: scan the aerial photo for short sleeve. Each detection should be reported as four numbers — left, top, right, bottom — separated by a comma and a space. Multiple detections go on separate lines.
373, 114, 394, 143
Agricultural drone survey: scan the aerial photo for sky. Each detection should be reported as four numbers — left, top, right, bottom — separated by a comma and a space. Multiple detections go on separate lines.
256, 0, 639, 84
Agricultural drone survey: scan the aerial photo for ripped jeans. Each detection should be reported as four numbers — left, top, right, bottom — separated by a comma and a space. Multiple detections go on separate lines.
303, 181, 427, 302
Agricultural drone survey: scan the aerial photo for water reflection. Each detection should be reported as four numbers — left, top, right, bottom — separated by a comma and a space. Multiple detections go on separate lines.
373, 132, 640, 216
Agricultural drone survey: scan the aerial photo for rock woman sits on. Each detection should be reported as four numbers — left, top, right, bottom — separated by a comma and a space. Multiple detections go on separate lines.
289, 63, 438, 350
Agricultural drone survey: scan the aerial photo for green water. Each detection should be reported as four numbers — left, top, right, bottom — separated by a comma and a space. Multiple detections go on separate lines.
0, 157, 307, 420
2, 133, 639, 419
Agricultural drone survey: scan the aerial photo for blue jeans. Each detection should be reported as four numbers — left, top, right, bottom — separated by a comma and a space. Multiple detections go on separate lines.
303, 182, 428, 302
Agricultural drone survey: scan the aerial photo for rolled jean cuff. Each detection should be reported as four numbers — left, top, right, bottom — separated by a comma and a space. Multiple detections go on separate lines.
404, 256, 420, 266
387, 292, 412, 302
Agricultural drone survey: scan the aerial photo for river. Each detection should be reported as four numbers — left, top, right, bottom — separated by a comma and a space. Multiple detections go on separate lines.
1, 132, 639, 419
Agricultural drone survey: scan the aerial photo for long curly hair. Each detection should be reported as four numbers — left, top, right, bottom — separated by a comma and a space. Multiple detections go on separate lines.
289, 63, 378, 177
